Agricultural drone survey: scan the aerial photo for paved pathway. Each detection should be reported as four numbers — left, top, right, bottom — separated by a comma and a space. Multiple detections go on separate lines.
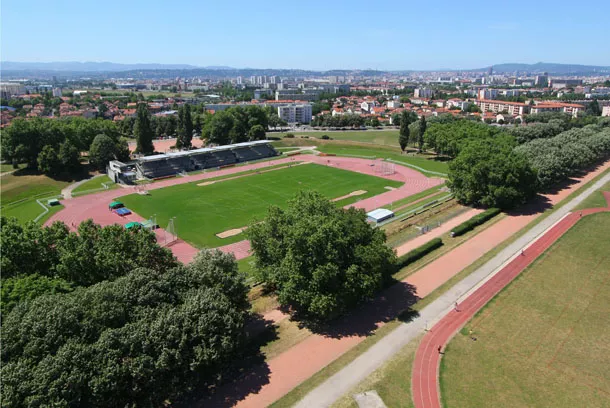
293, 166, 610, 408
412, 183, 610, 408
60, 174, 105, 199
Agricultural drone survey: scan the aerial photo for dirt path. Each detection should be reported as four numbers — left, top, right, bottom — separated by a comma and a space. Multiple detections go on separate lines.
205, 161, 610, 408
411, 203, 610, 408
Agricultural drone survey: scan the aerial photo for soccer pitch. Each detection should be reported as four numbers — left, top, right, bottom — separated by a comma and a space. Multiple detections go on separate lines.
120, 163, 403, 248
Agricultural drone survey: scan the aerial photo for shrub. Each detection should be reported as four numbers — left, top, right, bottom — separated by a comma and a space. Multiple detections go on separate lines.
451, 208, 501, 237
321, 134, 330, 140
284, 133, 295, 138
396, 238, 443, 269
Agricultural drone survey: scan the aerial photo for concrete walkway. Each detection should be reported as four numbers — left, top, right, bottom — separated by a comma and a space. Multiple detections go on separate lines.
294, 168, 610, 408
60, 174, 106, 199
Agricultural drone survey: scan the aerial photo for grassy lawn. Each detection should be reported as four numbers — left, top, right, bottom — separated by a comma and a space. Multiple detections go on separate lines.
271, 130, 400, 147
441, 213, 610, 408
316, 144, 449, 175
72, 175, 118, 195
120, 163, 403, 248
0, 171, 73, 224
573, 180, 610, 210
0, 163, 26, 173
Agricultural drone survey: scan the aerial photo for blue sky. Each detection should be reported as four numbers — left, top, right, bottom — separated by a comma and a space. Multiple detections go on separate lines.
2, 0, 609, 70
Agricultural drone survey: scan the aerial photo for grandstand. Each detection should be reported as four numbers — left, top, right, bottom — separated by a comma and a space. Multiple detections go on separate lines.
135, 140, 278, 180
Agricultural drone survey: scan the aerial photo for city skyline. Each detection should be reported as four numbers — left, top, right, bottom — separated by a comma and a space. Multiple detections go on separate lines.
2, 0, 610, 70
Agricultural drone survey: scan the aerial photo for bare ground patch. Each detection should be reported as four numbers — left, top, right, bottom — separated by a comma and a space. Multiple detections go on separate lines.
216, 226, 248, 239
332, 190, 368, 202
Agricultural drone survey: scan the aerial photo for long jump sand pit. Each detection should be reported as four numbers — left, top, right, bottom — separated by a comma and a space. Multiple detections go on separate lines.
216, 226, 248, 239
332, 190, 368, 202
198, 181, 217, 187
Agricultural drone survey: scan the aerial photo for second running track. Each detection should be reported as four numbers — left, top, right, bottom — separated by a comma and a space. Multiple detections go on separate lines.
411, 197, 610, 408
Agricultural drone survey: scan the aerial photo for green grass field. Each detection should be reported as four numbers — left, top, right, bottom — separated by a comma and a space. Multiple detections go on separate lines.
574, 181, 610, 210
0, 172, 72, 224
120, 163, 403, 248
440, 212, 610, 408
272, 130, 400, 147
71, 175, 118, 196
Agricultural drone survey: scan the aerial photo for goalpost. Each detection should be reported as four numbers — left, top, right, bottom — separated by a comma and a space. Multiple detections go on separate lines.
164, 217, 177, 246
375, 161, 396, 176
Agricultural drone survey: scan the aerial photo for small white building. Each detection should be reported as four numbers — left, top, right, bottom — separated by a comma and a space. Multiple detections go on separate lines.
366, 208, 395, 224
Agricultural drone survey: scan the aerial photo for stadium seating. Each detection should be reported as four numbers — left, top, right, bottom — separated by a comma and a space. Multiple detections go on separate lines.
135, 142, 279, 179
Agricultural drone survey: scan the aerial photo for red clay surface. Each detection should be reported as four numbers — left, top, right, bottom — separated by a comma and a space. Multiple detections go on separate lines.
411, 197, 610, 408
45, 155, 442, 263
127, 137, 204, 153
204, 161, 610, 408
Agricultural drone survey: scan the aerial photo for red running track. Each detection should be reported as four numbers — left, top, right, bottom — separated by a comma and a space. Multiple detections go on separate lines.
411, 207, 609, 408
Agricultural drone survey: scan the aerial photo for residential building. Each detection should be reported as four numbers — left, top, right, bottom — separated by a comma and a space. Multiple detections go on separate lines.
414, 87, 434, 98
475, 99, 528, 116
0, 82, 25, 99
535, 74, 549, 87
530, 102, 585, 118
550, 79, 583, 89
387, 100, 401, 109
237, 76, 243, 85
478, 88, 499, 100
277, 104, 312, 124
602, 105, 610, 117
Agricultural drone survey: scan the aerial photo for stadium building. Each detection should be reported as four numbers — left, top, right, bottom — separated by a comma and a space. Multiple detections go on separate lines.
108, 141, 279, 182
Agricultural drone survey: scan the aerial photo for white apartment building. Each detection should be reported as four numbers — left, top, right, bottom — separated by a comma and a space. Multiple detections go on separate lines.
477, 88, 499, 100
530, 102, 585, 118
277, 104, 313, 124
475, 99, 528, 116
387, 100, 401, 109
414, 87, 434, 98
52, 88, 63, 97
602, 105, 610, 117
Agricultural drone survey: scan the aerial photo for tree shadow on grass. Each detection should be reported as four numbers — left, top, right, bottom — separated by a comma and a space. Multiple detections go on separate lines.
11, 166, 92, 182
298, 278, 420, 340
180, 314, 277, 408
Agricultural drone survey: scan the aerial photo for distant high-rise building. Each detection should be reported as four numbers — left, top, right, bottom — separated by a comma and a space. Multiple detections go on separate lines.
237, 76, 243, 85
535, 73, 549, 87
488, 66, 493, 76
250, 75, 256, 84
52, 88, 62, 97
270, 75, 279, 84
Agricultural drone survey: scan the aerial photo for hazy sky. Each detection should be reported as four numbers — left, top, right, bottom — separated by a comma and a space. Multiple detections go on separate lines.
2, 0, 609, 70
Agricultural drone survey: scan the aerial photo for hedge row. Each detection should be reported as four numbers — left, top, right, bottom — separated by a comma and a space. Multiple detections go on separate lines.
396, 238, 443, 269
451, 208, 501, 237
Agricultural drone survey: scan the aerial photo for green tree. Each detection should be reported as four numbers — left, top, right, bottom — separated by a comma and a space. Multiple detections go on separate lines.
37, 145, 61, 175
89, 134, 116, 170
1, 274, 73, 315
247, 191, 396, 322
58, 140, 81, 171
203, 110, 233, 145
248, 124, 266, 141
586, 99, 602, 116
176, 104, 193, 149
418, 115, 427, 151
448, 136, 538, 209
399, 111, 414, 151
134, 104, 154, 154
1, 251, 249, 407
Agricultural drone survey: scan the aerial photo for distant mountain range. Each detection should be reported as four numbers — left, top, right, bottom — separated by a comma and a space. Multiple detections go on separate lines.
0, 61, 234, 72
1, 61, 609, 77
481, 62, 610, 74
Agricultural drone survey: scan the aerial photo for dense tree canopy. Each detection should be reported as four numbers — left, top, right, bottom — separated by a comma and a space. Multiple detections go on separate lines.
203, 105, 270, 145
1, 249, 250, 408
515, 126, 610, 189
448, 136, 538, 209
424, 119, 502, 158
310, 113, 365, 128
247, 191, 396, 322
0, 217, 177, 285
